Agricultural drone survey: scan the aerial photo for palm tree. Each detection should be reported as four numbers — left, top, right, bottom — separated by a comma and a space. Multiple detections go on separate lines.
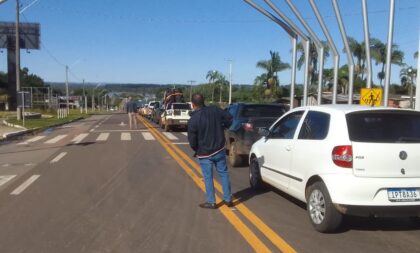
214, 73, 228, 103
256, 50, 290, 90
370, 38, 405, 86
206, 70, 221, 102
296, 41, 330, 86
346, 37, 368, 81
400, 66, 417, 107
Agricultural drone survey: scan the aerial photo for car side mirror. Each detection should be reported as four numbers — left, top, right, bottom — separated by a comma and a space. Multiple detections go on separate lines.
258, 128, 270, 138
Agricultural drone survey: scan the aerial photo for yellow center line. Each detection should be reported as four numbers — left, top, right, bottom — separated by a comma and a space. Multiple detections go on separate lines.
139, 116, 271, 253
139, 116, 297, 253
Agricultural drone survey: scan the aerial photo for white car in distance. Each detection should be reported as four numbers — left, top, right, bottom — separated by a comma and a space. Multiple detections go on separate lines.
249, 105, 420, 232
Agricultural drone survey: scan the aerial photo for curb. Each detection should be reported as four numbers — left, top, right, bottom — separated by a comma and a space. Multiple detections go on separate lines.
1, 117, 85, 142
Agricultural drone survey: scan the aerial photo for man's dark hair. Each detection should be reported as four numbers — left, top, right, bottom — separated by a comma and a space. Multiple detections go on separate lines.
192, 93, 205, 107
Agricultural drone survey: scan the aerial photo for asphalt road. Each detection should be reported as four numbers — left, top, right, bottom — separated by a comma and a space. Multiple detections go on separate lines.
0, 113, 419, 253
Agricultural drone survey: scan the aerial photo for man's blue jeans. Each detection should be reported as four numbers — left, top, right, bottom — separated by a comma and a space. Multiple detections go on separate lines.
198, 150, 232, 204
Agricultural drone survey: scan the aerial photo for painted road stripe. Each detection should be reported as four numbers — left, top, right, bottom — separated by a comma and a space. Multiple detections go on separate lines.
10, 175, 40, 195
181, 132, 188, 136
139, 117, 271, 253
44, 135, 67, 144
71, 133, 89, 144
96, 133, 110, 141
50, 152, 67, 163
142, 132, 155, 140
162, 132, 178, 140
18, 136, 46, 145
140, 117, 297, 253
121, 132, 131, 141
172, 142, 189, 145
93, 129, 148, 132
0, 175, 16, 187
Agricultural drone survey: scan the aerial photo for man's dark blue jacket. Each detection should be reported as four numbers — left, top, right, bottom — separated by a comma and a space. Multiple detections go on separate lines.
187, 105, 232, 158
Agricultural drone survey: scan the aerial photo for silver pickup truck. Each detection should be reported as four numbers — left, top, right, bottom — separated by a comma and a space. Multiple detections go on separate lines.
160, 103, 192, 132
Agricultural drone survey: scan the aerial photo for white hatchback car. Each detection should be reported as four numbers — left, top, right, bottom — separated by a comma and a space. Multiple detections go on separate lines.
249, 105, 420, 232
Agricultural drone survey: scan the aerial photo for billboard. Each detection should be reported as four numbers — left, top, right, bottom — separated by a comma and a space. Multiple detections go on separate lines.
0, 22, 40, 49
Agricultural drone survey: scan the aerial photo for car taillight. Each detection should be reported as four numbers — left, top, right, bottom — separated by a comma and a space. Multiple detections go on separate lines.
242, 123, 254, 132
332, 145, 353, 168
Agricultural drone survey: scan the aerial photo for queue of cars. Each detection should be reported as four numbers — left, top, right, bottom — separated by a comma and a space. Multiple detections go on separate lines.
138, 98, 420, 233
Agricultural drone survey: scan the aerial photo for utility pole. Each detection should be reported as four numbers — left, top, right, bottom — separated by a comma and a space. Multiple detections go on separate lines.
16, 0, 21, 120
188, 80, 195, 102
227, 60, 233, 104
65, 65, 69, 113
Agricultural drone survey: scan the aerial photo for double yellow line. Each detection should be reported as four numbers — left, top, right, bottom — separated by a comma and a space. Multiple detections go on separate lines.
139, 116, 296, 253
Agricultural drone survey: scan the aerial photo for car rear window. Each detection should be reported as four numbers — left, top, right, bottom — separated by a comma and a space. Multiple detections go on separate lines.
346, 110, 420, 143
240, 105, 286, 118
172, 104, 191, 110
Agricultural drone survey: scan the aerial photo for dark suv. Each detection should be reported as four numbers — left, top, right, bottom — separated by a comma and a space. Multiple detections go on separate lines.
225, 103, 288, 167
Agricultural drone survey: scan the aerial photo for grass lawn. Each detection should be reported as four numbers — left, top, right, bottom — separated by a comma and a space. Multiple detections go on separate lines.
6, 111, 92, 129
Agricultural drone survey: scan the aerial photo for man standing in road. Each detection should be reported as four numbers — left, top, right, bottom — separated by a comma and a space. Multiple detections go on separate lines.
187, 93, 233, 209
126, 96, 138, 130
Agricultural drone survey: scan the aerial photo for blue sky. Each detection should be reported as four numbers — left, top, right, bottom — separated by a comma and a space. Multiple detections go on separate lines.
0, 0, 419, 86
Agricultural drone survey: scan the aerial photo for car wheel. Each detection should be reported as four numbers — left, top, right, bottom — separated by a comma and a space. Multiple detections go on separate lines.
228, 142, 242, 167
306, 181, 343, 233
249, 157, 263, 190
410, 216, 420, 225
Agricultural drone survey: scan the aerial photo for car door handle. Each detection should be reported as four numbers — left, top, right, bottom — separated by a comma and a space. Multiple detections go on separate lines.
285, 145, 292, 151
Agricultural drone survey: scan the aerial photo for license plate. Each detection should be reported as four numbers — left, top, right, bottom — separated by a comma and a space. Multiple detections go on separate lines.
387, 188, 420, 202
179, 120, 187, 123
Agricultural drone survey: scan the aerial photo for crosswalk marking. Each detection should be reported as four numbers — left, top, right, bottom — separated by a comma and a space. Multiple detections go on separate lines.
121, 132, 131, 141
44, 135, 67, 144
50, 152, 67, 163
71, 133, 89, 144
142, 132, 155, 140
10, 175, 40, 195
17, 131, 188, 145
18, 136, 46, 145
0, 175, 16, 187
96, 133, 110, 141
162, 132, 178, 140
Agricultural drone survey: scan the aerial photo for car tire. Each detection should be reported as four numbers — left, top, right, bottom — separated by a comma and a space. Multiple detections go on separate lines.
228, 142, 242, 167
306, 181, 343, 233
409, 216, 420, 225
249, 157, 263, 190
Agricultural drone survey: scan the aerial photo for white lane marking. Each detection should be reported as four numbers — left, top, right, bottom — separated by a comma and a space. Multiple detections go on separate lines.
44, 135, 67, 144
142, 132, 155, 140
71, 133, 89, 144
162, 132, 178, 140
172, 142, 189, 145
93, 129, 148, 132
2, 164, 10, 167
10, 175, 40, 195
0, 175, 16, 187
50, 152, 67, 163
18, 135, 46, 145
89, 129, 94, 132
96, 133, 110, 141
121, 133, 131, 141
181, 132, 188, 136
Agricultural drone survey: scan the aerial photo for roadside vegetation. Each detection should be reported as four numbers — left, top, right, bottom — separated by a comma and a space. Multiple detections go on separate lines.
6, 109, 93, 130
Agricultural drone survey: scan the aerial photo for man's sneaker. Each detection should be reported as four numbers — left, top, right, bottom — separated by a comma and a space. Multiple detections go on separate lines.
199, 202, 217, 209
223, 200, 234, 207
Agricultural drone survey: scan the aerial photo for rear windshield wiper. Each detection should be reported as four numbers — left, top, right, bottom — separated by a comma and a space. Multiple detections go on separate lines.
397, 137, 420, 143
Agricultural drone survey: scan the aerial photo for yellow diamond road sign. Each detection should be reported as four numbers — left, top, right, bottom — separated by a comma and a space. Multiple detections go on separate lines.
360, 88, 382, 106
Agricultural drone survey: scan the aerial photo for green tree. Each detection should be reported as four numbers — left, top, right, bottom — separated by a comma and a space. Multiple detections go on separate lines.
21, 67, 45, 88
206, 70, 222, 102
370, 38, 405, 86
400, 65, 417, 98
296, 41, 330, 86
415, 51, 418, 59
256, 51, 290, 100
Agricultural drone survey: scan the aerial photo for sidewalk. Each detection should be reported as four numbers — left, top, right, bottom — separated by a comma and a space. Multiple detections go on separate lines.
0, 118, 27, 140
